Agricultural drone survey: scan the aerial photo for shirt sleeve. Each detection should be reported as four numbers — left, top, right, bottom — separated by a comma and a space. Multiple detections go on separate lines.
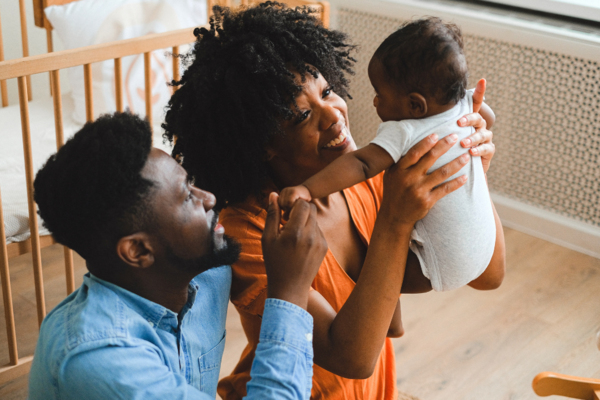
245, 298, 314, 400
58, 344, 213, 400
58, 299, 313, 400
370, 120, 413, 163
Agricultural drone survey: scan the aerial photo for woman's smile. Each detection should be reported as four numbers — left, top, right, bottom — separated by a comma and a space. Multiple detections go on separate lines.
323, 124, 352, 150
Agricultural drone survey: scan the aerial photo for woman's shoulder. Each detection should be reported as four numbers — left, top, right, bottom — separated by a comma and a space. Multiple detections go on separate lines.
220, 196, 268, 232
345, 171, 384, 206
219, 195, 269, 315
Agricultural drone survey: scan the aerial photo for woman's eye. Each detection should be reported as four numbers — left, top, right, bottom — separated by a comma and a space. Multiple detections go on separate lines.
323, 87, 332, 97
296, 110, 310, 124
186, 190, 194, 201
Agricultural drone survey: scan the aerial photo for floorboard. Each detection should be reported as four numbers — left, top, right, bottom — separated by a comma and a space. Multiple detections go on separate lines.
1, 227, 599, 399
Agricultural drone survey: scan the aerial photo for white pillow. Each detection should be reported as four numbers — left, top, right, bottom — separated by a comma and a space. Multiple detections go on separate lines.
45, 0, 206, 125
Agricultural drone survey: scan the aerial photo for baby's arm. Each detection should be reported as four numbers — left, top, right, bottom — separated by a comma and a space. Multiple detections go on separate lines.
472, 78, 495, 129
279, 144, 394, 210
479, 103, 495, 129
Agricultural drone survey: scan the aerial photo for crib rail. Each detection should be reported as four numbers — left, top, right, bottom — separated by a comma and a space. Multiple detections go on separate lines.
0, 26, 196, 385
0, 0, 34, 107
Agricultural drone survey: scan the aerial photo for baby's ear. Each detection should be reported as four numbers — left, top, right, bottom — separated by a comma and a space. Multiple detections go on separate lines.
408, 93, 428, 118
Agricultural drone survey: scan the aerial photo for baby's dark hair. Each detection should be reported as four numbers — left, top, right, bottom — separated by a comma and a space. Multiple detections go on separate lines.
162, 2, 355, 209
373, 17, 468, 105
34, 112, 156, 260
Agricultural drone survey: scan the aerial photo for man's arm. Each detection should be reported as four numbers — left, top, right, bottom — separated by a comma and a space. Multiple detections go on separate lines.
246, 299, 314, 399
57, 304, 314, 400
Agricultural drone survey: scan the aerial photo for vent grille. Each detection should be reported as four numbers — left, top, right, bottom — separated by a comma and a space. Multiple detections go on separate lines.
338, 8, 600, 227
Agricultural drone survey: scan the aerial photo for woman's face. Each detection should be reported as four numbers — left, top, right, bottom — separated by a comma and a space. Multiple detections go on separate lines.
268, 71, 357, 187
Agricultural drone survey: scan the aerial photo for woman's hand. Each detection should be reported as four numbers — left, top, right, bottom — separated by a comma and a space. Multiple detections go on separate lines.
458, 78, 496, 173
381, 133, 470, 227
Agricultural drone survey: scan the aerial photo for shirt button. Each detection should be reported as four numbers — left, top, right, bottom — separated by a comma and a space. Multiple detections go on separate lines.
147, 320, 154, 327
305, 333, 313, 342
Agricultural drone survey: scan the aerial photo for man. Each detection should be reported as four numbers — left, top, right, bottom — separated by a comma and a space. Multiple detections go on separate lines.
29, 112, 327, 399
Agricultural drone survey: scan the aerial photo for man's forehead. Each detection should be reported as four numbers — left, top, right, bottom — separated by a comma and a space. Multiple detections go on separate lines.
142, 148, 185, 185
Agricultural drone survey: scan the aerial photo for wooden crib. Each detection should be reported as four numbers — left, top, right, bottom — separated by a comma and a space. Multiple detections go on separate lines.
0, 0, 328, 390
0, 0, 217, 386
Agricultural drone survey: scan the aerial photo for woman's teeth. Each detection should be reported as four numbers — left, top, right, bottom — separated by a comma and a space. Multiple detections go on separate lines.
325, 129, 347, 148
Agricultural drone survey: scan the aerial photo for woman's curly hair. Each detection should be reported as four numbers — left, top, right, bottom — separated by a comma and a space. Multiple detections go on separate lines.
162, 2, 356, 209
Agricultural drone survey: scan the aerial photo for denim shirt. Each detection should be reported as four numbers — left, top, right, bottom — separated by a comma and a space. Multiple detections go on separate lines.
28, 266, 313, 399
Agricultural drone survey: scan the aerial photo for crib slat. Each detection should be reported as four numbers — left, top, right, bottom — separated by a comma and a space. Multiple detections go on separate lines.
51, 70, 76, 295
0, 7, 8, 107
172, 46, 180, 92
47, 28, 54, 96
18, 0, 32, 101
144, 52, 153, 134
51, 71, 64, 145
0, 188, 19, 365
18, 76, 46, 327
83, 64, 94, 122
114, 58, 123, 112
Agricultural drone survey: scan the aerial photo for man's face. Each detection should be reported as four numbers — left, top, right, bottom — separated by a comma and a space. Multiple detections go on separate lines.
142, 149, 239, 274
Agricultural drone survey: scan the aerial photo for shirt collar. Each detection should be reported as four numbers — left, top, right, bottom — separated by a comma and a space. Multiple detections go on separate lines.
85, 273, 200, 328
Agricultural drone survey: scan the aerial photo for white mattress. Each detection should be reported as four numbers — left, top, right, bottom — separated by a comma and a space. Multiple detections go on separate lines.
0, 94, 172, 245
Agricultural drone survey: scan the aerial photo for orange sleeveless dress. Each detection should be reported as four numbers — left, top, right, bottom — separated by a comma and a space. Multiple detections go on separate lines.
217, 172, 398, 400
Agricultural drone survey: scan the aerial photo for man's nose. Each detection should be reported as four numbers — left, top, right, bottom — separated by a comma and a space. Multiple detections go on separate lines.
195, 187, 216, 211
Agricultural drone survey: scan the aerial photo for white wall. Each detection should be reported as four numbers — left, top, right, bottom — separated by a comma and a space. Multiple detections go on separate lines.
0, 0, 70, 106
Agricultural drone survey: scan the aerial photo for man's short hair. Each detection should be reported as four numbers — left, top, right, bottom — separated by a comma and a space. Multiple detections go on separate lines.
34, 112, 155, 260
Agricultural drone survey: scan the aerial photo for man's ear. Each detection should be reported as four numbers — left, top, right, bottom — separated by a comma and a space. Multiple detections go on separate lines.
116, 233, 155, 269
408, 93, 428, 118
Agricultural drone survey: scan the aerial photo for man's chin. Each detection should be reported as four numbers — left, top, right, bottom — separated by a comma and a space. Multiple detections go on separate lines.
166, 235, 241, 274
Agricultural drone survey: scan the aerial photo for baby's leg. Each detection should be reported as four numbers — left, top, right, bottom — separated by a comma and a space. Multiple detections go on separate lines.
401, 251, 433, 293
468, 259, 504, 290
387, 300, 404, 338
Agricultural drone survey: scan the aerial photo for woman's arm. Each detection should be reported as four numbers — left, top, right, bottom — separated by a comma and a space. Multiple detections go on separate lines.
308, 133, 471, 378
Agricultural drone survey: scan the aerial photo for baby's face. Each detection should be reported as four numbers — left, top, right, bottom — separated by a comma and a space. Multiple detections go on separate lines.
368, 58, 413, 122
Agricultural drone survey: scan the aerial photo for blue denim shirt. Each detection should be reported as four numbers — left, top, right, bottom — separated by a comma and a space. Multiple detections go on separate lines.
28, 266, 313, 399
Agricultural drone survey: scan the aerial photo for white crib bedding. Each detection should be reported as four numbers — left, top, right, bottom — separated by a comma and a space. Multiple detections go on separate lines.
0, 94, 172, 245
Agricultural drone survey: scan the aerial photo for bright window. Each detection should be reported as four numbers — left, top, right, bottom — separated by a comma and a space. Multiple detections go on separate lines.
481, 0, 600, 23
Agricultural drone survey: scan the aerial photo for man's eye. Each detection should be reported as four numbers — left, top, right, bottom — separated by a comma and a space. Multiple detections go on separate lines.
186, 191, 194, 201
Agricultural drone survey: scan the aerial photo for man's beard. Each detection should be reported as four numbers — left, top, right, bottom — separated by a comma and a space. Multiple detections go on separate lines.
165, 213, 241, 274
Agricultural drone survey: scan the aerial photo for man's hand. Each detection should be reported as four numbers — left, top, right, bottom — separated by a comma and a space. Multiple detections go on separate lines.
278, 185, 313, 212
262, 192, 328, 310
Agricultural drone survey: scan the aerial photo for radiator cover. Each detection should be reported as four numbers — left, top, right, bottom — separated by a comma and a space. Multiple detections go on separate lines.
337, 5, 600, 229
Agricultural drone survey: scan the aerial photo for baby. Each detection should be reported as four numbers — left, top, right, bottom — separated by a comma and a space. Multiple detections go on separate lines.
280, 17, 499, 292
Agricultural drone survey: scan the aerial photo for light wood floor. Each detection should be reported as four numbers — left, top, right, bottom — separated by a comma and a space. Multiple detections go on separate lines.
1, 227, 599, 399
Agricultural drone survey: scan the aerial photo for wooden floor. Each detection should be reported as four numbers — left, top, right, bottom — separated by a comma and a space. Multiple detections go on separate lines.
1, 227, 599, 399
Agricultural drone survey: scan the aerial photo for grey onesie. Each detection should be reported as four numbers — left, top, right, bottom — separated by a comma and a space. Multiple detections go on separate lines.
370, 91, 496, 291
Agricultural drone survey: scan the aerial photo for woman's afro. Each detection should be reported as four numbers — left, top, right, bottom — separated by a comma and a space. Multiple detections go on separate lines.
162, 1, 356, 209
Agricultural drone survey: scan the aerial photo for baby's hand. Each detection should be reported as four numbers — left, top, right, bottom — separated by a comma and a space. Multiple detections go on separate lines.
279, 185, 313, 212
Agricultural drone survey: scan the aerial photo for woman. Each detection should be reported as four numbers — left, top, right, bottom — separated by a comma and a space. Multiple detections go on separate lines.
163, 3, 505, 399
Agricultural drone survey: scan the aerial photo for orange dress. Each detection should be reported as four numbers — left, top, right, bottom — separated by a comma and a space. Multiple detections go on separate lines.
217, 172, 398, 400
